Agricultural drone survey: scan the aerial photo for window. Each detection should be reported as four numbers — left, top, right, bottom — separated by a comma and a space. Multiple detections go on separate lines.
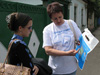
74, 6, 77, 22
81, 9, 83, 25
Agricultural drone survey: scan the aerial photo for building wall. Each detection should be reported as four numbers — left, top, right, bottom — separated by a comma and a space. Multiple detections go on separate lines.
88, 13, 95, 31
5, 0, 43, 5
69, 0, 87, 31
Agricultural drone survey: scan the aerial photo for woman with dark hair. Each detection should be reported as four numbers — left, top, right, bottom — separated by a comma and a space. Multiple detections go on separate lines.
43, 2, 81, 75
6, 12, 39, 75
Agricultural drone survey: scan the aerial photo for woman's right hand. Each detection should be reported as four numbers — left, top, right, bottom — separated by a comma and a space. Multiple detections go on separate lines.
67, 48, 80, 56
33, 65, 39, 75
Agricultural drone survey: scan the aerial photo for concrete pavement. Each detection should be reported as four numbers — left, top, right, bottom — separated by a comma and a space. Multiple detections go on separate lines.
77, 27, 100, 75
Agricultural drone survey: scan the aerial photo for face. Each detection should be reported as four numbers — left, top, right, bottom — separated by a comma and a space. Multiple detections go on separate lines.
20, 20, 33, 37
51, 12, 64, 26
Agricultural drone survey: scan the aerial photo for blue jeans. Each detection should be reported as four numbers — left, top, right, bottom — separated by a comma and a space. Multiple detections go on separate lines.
52, 70, 76, 75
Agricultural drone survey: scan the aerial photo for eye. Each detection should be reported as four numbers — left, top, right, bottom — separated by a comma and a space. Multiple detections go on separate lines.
26, 26, 32, 30
54, 18, 57, 20
59, 16, 62, 18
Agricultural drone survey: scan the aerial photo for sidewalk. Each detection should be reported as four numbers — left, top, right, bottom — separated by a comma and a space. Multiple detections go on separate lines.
77, 27, 100, 75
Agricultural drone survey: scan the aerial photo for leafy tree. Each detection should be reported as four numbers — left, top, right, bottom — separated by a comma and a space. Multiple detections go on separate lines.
87, 0, 100, 17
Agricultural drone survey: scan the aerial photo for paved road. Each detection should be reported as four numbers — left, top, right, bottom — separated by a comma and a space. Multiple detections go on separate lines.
77, 27, 100, 75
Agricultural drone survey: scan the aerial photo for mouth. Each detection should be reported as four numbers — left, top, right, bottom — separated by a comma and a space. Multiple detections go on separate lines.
57, 22, 62, 25
57, 22, 61, 24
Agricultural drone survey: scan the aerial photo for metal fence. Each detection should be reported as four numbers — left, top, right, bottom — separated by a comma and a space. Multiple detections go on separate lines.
0, 1, 50, 62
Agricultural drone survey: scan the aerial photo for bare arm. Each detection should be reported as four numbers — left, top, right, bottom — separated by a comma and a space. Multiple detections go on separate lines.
44, 46, 80, 56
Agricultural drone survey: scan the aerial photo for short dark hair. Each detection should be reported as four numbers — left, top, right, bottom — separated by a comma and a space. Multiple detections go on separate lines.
6, 12, 32, 32
47, 2, 63, 18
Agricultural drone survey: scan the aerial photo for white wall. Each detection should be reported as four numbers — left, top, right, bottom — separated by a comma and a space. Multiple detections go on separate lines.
5, 0, 43, 5
0, 42, 7, 63
69, 0, 87, 31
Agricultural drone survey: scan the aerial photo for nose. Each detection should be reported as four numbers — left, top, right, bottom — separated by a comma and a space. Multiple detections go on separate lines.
57, 18, 60, 22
